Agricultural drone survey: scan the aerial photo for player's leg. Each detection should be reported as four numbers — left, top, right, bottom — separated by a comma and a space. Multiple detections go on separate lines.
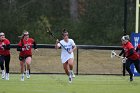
0, 56, 5, 79
25, 57, 32, 79
63, 62, 69, 76
63, 62, 73, 83
19, 56, 25, 81
68, 58, 73, 70
0, 63, 5, 79
68, 58, 75, 83
20, 61, 25, 81
68, 58, 75, 78
125, 59, 133, 81
4, 55, 10, 80
133, 59, 140, 73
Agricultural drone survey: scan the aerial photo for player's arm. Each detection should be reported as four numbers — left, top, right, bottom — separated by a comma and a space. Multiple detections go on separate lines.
69, 39, 77, 53
72, 39, 76, 52
119, 49, 124, 56
33, 41, 37, 50
2, 44, 10, 50
126, 48, 135, 58
55, 39, 60, 50
2, 42, 10, 50
136, 45, 140, 52
32, 39, 38, 51
17, 45, 22, 51
2, 40, 10, 50
71, 45, 77, 52
68, 45, 76, 54
136, 47, 138, 52
17, 41, 24, 51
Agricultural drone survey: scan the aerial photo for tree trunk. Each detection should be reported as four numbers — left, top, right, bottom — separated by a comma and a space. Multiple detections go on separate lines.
70, 0, 78, 21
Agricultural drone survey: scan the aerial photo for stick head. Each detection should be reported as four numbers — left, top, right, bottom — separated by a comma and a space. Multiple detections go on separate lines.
111, 50, 117, 58
122, 58, 126, 63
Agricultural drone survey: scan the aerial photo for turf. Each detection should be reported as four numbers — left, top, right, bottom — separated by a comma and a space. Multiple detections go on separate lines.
0, 74, 140, 93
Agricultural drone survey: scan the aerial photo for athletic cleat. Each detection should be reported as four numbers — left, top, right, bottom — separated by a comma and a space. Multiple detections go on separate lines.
26, 71, 30, 79
72, 72, 75, 78
69, 76, 72, 83
5, 73, 9, 80
21, 75, 24, 81
26, 74, 30, 79
1, 70, 5, 79
71, 71, 75, 78
69, 71, 73, 83
130, 76, 133, 82
130, 78, 133, 82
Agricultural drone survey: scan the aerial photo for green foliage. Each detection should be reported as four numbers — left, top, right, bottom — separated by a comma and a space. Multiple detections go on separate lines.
0, 0, 135, 45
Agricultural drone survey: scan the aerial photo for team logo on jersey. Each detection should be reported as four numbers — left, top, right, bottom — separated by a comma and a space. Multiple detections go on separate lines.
24, 44, 31, 50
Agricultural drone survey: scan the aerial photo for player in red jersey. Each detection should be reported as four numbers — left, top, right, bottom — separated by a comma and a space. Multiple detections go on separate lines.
136, 44, 140, 58
119, 35, 140, 81
17, 31, 38, 81
0, 32, 10, 80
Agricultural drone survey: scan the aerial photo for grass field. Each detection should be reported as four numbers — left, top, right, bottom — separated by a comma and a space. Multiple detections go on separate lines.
0, 74, 140, 93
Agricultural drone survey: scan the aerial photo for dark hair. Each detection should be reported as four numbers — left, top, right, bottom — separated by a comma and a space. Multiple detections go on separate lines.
62, 29, 68, 36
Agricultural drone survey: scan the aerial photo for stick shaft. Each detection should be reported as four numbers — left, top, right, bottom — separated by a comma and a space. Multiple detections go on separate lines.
46, 27, 70, 53
115, 54, 124, 59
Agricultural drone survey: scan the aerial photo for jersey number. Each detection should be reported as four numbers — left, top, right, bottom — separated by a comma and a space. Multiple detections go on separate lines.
66, 48, 70, 51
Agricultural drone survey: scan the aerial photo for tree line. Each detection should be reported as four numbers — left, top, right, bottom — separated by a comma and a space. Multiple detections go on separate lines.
0, 0, 136, 45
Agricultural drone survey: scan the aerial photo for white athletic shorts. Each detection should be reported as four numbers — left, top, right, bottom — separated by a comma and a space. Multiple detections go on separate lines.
61, 53, 74, 64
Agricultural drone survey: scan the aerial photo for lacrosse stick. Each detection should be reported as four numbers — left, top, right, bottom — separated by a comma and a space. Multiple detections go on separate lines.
40, 16, 70, 53
111, 50, 126, 63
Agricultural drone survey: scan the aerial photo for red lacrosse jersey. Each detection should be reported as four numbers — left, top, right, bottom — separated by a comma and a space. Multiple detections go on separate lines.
0, 38, 10, 56
136, 44, 140, 58
18, 38, 35, 57
122, 41, 139, 60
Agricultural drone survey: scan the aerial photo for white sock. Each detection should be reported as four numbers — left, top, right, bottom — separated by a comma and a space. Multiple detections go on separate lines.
6, 73, 9, 80
27, 70, 29, 74
69, 70, 72, 76
22, 73, 24, 76
2, 70, 5, 73
71, 70, 74, 73
6, 73, 9, 76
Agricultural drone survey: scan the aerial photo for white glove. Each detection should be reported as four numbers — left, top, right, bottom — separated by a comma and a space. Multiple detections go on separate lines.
22, 48, 25, 51
122, 57, 127, 63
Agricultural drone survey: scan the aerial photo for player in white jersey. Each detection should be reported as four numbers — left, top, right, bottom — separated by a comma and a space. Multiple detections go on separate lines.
55, 29, 76, 83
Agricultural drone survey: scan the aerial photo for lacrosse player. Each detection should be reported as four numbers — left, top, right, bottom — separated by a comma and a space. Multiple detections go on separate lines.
136, 44, 140, 58
119, 35, 140, 81
17, 31, 38, 81
0, 32, 10, 80
55, 29, 76, 83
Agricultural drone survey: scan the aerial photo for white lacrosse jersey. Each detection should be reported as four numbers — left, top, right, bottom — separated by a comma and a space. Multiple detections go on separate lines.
57, 39, 76, 63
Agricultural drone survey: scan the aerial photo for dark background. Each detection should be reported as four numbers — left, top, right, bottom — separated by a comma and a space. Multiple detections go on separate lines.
0, 0, 136, 45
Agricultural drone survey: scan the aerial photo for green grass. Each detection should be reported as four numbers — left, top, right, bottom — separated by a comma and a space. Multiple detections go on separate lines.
0, 75, 140, 93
